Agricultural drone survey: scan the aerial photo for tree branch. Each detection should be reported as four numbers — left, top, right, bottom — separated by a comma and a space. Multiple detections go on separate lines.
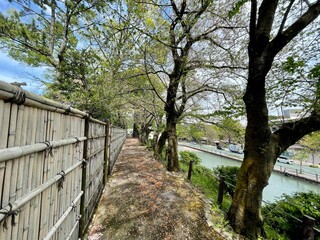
278, 0, 295, 35
274, 111, 320, 153
49, 0, 56, 55
269, 0, 320, 56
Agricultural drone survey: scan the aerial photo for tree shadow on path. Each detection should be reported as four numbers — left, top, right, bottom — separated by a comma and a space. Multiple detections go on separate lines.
87, 138, 224, 240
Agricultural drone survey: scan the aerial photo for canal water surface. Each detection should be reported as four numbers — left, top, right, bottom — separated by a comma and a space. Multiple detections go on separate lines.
179, 146, 320, 203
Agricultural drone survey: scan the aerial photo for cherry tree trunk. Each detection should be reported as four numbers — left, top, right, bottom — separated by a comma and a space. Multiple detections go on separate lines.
166, 117, 179, 171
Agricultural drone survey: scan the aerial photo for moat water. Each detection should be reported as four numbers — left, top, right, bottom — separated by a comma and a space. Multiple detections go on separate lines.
179, 145, 320, 203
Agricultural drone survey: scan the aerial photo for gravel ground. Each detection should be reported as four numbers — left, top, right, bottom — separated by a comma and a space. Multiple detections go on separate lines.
86, 138, 226, 240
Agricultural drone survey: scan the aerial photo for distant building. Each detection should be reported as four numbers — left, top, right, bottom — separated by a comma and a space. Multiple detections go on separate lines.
282, 108, 304, 119
270, 108, 309, 132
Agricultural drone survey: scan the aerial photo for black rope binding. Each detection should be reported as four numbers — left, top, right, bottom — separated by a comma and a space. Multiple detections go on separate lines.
0, 203, 18, 230
41, 141, 54, 158
74, 137, 80, 147
57, 170, 66, 190
71, 202, 76, 211
4, 86, 26, 105
64, 106, 71, 115
81, 159, 87, 169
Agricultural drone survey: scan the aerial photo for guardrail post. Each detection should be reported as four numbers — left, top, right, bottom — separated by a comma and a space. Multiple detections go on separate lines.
187, 160, 193, 181
316, 174, 319, 181
302, 215, 315, 240
296, 169, 299, 175
217, 176, 225, 206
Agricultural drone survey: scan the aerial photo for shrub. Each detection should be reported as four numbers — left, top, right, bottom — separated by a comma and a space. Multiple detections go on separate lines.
213, 166, 239, 197
179, 151, 201, 165
263, 192, 320, 240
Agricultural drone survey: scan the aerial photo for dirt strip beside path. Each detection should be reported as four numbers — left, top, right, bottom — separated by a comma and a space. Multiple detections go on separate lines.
86, 138, 224, 240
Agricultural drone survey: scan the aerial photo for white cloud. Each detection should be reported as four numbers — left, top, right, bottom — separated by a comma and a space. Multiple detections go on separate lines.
0, 52, 48, 94
43, 4, 52, 16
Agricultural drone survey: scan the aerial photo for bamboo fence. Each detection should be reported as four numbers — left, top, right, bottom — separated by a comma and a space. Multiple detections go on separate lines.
108, 127, 127, 176
0, 80, 126, 239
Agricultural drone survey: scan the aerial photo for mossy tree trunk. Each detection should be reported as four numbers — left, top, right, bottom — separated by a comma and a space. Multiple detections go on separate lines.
166, 114, 179, 171
155, 130, 168, 160
228, 1, 320, 238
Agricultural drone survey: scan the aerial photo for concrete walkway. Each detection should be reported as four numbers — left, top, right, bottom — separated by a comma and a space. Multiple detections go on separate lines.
86, 139, 224, 240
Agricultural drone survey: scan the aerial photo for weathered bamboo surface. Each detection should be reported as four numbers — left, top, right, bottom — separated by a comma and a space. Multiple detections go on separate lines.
0, 80, 126, 239
109, 127, 127, 175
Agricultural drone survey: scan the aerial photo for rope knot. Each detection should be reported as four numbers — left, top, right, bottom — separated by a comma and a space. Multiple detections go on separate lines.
57, 170, 66, 190
4, 86, 26, 105
0, 203, 19, 230
41, 141, 54, 158
74, 137, 81, 147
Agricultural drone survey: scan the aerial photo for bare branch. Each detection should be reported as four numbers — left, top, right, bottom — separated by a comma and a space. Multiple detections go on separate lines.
278, 0, 295, 35
269, 0, 320, 57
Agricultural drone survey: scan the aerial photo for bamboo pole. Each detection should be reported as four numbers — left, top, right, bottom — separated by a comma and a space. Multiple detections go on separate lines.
107, 127, 112, 176
0, 137, 86, 163
0, 160, 83, 222
0, 81, 87, 118
86, 148, 105, 160
39, 183, 50, 238
0, 100, 10, 149
22, 201, 30, 240
79, 117, 89, 236
2, 102, 15, 210
40, 110, 56, 237
0, 162, 5, 208
43, 191, 83, 240
26, 153, 35, 239
65, 215, 81, 240
16, 105, 25, 198
14, 105, 26, 240
18, 105, 32, 239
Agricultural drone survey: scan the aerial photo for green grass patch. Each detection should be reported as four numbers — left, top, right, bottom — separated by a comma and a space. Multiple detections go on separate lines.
179, 160, 232, 213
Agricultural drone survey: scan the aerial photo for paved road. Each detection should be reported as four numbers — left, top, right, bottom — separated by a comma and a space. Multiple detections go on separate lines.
180, 142, 320, 183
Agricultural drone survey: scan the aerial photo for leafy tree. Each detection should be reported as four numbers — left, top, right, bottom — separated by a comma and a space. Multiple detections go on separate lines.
162, 0, 244, 171
176, 124, 191, 141
263, 192, 320, 240
179, 151, 201, 165
118, 0, 246, 171
0, 0, 105, 72
0, 0, 126, 122
228, 0, 320, 238
300, 131, 320, 166
218, 118, 244, 144
189, 124, 205, 142
214, 166, 239, 198
293, 150, 309, 174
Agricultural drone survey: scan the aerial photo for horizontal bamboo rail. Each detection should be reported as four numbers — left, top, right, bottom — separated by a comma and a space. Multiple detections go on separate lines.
0, 160, 83, 222
65, 216, 81, 240
0, 80, 87, 117
43, 191, 83, 240
0, 80, 126, 239
0, 137, 86, 162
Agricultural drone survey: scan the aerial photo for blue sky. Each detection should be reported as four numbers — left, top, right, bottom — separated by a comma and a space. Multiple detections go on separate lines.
0, 52, 47, 93
0, 0, 48, 94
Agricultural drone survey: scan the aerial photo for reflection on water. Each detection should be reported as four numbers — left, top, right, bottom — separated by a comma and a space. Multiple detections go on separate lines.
179, 146, 320, 202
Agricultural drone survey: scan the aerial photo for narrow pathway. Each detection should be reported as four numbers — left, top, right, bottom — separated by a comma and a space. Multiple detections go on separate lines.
86, 138, 224, 240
